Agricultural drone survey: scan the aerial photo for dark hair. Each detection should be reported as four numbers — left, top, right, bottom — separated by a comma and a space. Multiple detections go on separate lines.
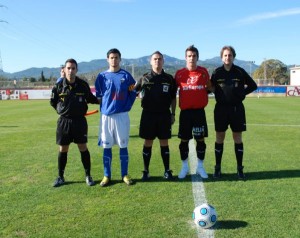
107, 48, 121, 58
220, 46, 236, 58
185, 45, 199, 60
64, 58, 78, 69
151, 50, 163, 58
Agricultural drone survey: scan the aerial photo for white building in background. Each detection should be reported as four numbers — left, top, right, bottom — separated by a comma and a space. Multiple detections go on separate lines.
290, 66, 300, 85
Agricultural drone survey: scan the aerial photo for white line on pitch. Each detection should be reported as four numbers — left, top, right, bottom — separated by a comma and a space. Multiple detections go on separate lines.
248, 123, 300, 127
189, 140, 215, 238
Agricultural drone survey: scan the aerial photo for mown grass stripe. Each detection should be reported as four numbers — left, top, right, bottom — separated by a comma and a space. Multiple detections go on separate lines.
189, 140, 215, 237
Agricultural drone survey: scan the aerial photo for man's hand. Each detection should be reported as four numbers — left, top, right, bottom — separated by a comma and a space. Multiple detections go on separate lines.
128, 84, 135, 91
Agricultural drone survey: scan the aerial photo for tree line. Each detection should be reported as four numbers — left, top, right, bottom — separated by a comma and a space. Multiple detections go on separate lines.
0, 58, 291, 86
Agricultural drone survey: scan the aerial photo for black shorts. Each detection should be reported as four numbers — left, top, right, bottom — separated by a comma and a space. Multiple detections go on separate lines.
214, 103, 246, 132
56, 116, 88, 145
139, 110, 172, 140
178, 108, 208, 140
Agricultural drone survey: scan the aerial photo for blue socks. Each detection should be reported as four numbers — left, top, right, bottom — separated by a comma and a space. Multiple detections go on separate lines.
120, 147, 129, 178
103, 147, 129, 178
103, 148, 112, 177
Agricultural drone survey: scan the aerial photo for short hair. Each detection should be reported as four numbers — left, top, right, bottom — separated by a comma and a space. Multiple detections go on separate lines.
185, 45, 199, 60
64, 58, 78, 69
151, 50, 163, 59
220, 46, 236, 58
107, 48, 121, 58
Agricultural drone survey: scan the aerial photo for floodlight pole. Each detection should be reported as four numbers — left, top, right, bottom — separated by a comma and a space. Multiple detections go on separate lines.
248, 61, 255, 76
0, 50, 3, 72
0, 5, 8, 72
263, 58, 267, 81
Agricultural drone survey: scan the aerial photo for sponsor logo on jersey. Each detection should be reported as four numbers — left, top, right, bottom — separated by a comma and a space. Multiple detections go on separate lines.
182, 85, 204, 91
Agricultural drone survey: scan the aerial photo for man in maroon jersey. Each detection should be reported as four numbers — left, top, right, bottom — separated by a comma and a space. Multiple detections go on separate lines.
175, 45, 210, 179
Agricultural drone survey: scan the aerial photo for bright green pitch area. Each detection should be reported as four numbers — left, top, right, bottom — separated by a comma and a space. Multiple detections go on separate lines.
0, 97, 299, 238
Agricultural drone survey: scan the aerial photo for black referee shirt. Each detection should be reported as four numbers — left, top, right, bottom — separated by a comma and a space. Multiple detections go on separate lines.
136, 69, 177, 112
211, 64, 257, 105
50, 77, 98, 118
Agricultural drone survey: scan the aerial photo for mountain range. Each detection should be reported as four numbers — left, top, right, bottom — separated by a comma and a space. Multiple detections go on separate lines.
0, 55, 259, 79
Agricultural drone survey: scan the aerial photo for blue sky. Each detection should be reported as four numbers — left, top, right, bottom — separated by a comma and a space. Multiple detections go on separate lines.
0, 0, 299, 73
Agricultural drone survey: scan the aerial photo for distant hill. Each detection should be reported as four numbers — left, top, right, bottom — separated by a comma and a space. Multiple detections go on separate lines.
0, 55, 260, 79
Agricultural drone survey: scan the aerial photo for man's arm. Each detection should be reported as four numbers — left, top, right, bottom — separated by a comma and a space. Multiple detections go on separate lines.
50, 85, 59, 110
88, 90, 100, 104
244, 74, 258, 95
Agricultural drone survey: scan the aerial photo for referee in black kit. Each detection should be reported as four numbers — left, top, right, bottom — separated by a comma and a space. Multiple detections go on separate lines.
209, 46, 257, 179
50, 58, 99, 187
135, 51, 177, 181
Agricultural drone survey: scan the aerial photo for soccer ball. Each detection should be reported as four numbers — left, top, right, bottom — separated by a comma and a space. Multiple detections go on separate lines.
192, 203, 217, 229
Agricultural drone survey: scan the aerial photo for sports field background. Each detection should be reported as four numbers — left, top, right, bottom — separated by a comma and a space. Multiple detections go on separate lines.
0, 97, 299, 238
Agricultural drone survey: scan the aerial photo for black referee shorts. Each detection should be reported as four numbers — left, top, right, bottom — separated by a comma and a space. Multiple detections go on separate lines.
139, 110, 172, 140
178, 108, 208, 140
56, 116, 88, 145
214, 103, 246, 132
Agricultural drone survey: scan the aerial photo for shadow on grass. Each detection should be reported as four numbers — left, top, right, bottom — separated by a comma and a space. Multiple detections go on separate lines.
56, 170, 300, 187
0, 125, 19, 127
54, 176, 179, 187
162, 169, 300, 183
214, 220, 248, 229
133, 175, 179, 183
205, 169, 300, 182
61, 180, 86, 186
62, 179, 127, 187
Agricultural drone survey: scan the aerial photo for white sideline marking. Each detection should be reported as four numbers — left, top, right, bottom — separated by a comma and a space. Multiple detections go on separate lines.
131, 123, 300, 128
248, 123, 300, 127
189, 140, 215, 238
1, 122, 299, 135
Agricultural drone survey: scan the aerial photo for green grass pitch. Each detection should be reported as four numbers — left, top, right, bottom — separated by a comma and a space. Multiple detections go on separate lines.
0, 97, 299, 238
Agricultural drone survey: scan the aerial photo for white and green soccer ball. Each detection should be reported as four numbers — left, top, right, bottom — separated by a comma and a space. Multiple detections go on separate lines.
192, 203, 217, 229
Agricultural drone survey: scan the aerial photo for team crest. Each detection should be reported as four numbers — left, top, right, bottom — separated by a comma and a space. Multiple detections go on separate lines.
187, 76, 198, 84
234, 78, 240, 87
163, 85, 169, 92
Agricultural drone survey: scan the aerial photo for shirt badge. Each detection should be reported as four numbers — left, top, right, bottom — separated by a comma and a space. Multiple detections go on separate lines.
163, 85, 169, 92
